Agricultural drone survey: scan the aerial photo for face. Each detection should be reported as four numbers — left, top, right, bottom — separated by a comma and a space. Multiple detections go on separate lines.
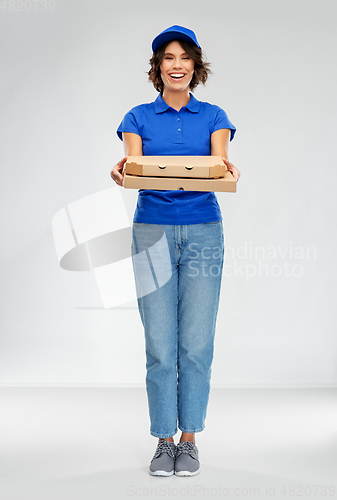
160, 40, 195, 93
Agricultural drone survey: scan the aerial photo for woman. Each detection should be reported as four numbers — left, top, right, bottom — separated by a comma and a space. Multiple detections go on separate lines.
110, 25, 240, 477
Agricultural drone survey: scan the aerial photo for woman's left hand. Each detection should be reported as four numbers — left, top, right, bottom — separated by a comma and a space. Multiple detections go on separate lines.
222, 158, 241, 182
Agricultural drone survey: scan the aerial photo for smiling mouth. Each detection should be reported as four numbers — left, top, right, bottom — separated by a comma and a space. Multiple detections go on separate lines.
169, 73, 186, 81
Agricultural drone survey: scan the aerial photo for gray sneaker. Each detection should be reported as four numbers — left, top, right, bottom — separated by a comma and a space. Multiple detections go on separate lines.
149, 440, 176, 476
174, 441, 200, 476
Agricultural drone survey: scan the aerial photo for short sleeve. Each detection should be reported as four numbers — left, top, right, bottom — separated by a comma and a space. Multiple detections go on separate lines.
116, 110, 140, 141
212, 106, 236, 141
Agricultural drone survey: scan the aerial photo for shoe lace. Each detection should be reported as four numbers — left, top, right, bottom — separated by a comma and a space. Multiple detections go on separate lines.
176, 441, 198, 460
151, 440, 176, 462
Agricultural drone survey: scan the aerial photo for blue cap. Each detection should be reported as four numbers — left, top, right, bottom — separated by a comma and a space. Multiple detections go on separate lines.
152, 25, 201, 53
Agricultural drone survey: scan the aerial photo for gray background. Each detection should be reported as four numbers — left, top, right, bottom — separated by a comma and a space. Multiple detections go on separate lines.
0, 0, 336, 387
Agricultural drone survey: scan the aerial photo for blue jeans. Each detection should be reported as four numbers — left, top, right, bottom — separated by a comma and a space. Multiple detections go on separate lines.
131, 222, 224, 438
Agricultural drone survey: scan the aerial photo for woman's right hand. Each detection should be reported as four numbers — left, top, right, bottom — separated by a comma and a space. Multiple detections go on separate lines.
110, 156, 128, 187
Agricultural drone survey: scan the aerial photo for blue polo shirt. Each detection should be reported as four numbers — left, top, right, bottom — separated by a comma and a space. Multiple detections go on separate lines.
117, 92, 236, 225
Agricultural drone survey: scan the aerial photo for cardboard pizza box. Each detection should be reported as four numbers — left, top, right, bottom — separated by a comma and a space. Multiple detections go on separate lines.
125, 156, 227, 179
123, 170, 236, 193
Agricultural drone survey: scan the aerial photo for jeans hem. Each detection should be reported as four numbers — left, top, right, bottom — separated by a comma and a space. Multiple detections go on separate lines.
178, 425, 205, 433
150, 429, 177, 438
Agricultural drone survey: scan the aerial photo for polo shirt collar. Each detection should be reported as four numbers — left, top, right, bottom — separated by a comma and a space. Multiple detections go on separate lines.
185, 93, 200, 113
154, 93, 170, 113
154, 92, 200, 114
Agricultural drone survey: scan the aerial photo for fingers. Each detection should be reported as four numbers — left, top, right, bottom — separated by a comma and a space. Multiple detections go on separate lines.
111, 171, 123, 186
222, 157, 240, 182
222, 157, 233, 171
229, 168, 240, 182
110, 156, 128, 187
222, 157, 232, 167
117, 156, 128, 169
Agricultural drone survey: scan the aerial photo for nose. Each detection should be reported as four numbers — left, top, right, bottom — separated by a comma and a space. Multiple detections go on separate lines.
173, 60, 183, 69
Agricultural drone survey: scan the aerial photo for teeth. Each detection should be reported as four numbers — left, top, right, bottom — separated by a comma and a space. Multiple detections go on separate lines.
170, 74, 185, 78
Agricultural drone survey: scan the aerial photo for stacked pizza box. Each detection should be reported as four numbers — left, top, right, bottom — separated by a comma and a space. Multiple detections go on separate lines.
122, 156, 236, 192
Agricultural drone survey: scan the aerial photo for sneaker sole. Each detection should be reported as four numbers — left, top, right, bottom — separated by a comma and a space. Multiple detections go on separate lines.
149, 469, 174, 476
175, 467, 200, 477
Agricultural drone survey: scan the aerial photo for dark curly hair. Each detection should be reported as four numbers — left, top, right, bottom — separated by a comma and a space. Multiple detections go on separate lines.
148, 39, 212, 94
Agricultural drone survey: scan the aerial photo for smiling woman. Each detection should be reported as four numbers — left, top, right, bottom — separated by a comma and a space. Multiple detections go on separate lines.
110, 24, 240, 478
161, 43, 195, 92
148, 38, 211, 94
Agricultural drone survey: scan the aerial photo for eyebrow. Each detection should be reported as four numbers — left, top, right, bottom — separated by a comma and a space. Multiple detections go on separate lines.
164, 52, 189, 56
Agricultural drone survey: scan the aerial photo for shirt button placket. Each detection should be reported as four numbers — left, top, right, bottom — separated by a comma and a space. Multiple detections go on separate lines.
176, 114, 182, 143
